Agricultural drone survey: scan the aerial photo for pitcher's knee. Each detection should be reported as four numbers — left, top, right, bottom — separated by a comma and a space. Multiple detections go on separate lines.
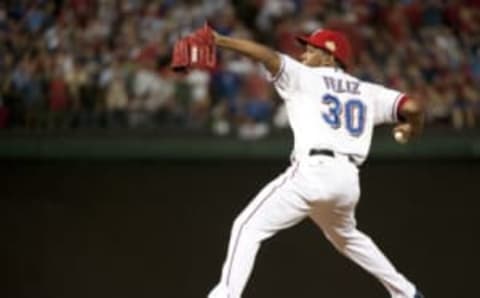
231, 217, 270, 243
231, 213, 251, 235
231, 216, 243, 235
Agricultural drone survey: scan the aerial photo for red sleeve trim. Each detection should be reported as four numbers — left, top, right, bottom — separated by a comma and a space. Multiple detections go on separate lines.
394, 95, 409, 122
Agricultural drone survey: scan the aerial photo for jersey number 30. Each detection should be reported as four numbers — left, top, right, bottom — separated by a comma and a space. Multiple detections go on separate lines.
322, 94, 366, 137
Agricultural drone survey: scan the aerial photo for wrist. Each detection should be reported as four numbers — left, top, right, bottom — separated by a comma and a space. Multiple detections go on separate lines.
213, 32, 223, 45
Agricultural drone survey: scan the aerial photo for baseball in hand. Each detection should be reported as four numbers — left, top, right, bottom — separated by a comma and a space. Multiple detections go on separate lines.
394, 131, 408, 144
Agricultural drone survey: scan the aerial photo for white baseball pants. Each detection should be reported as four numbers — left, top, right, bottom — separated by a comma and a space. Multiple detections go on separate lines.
208, 154, 416, 298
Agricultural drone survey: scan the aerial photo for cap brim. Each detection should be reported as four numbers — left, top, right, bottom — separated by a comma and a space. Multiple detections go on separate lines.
296, 35, 310, 46
296, 35, 327, 52
295, 35, 331, 55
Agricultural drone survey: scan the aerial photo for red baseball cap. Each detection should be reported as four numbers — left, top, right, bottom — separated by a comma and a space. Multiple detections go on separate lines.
296, 29, 352, 69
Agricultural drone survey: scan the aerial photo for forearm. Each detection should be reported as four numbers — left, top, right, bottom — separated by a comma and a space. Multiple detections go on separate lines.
214, 33, 281, 76
399, 99, 425, 137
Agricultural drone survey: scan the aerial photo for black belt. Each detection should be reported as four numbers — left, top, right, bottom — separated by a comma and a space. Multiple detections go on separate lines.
308, 149, 358, 166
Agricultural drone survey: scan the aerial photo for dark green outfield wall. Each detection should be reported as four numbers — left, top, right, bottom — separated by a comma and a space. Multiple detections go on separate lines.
1, 128, 480, 160
2, 160, 479, 298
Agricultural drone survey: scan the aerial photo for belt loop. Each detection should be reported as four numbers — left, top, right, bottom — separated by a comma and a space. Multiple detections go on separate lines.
348, 155, 359, 168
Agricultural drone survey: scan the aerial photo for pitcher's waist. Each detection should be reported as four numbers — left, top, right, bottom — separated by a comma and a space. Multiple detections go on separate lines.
291, 149, 364, 167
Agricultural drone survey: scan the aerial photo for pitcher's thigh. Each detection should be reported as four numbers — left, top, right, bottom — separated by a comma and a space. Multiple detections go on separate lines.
233, 180, 310, 240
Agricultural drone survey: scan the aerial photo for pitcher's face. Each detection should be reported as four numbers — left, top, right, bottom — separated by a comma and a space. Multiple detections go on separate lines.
300, 45, 335, 67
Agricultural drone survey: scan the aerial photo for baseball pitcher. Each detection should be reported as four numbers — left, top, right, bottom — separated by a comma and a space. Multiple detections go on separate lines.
171, 24, 425, 298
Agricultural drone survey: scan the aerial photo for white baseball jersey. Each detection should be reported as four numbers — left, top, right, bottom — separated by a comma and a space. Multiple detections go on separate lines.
266, 54, 404, 164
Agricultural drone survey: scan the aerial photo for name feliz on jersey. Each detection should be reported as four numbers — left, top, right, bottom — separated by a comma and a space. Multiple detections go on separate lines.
323, 76, 360, 95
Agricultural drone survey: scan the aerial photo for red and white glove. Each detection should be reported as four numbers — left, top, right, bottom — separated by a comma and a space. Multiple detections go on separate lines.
171, 23, 217, 72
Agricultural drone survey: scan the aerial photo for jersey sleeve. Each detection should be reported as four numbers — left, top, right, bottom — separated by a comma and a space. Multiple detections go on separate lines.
262, 54, 302, 99
372, 84, 406, 125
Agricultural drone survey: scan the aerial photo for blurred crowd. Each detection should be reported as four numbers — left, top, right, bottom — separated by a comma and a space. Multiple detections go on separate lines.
0, 0, 479, 139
